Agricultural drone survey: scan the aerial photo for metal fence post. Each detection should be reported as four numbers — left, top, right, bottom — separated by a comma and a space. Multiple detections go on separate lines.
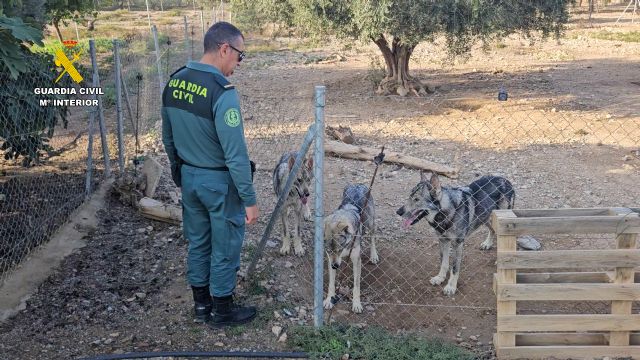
119, 67, 137, 151
145, 0, 152, 29
89, 39, 111, 178
200, 10, 205, 38
85, 99, 96, 197
183, 15, 191, 62
313, 85, 326, 328
152, 25, 165, 97
113, 39, 124, 172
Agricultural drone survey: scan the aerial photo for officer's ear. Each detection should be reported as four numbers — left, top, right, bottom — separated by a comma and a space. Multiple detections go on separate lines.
288, 155, 295, 172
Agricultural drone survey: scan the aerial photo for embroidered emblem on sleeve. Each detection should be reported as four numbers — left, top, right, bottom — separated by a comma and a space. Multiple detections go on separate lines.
224, 108, 241, 127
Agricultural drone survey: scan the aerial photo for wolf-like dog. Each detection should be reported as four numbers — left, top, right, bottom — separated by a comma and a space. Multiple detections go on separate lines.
273, 151, 313, 256
323, 184, 378, 313
396, 173, 514, 296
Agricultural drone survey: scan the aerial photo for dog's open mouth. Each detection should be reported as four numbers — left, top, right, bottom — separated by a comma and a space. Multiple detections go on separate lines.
402, 209, 427, 229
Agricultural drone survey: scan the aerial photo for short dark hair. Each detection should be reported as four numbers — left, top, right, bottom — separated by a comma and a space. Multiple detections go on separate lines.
203, 22, 244, 54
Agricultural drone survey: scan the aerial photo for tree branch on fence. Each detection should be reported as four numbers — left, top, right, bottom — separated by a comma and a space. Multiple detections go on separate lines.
324, 140, 458, 178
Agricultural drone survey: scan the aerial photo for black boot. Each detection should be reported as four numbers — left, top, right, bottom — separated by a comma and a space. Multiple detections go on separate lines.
207, 295, 257, 328
192, 285, 212, 323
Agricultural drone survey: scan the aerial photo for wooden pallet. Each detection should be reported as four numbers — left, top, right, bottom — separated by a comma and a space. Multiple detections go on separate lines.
493, 208, 640, 360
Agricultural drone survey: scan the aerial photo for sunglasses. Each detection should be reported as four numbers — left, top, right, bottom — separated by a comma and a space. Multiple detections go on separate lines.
218, 42, 245, 62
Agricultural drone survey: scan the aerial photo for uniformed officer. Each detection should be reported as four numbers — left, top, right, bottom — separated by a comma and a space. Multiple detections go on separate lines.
161, 22, 259, 328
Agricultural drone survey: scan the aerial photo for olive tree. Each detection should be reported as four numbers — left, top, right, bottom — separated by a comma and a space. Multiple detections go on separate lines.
232, 0, 573, 96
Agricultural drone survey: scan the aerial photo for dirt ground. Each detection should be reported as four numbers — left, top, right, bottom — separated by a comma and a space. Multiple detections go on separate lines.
1, 5, 639, 360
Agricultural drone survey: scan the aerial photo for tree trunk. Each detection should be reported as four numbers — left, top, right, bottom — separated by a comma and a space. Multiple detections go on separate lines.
371, 34, 430, 96
53, 20, 64, 42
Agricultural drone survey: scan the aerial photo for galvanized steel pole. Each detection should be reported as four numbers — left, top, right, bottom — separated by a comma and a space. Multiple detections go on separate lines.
313, 85, 326, 328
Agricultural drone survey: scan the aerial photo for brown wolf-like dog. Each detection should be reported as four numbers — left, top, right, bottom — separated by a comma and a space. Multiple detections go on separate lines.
397, 172, 515, 296
273, 151, 313, 256
323, 184, 378, 313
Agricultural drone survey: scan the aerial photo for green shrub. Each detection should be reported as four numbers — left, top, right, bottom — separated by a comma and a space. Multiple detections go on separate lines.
289, 325, 473, 360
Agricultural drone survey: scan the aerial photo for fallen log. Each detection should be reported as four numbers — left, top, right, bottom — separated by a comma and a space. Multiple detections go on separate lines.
324, 140, 458, 178
139, 197, 182, 225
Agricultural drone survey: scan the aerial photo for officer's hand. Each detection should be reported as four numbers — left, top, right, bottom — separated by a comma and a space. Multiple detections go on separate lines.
245, 205, 259, 225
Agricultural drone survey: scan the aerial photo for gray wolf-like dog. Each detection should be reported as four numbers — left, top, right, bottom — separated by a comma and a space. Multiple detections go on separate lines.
273, 151, 313, 256
323, 184, 378, 313
396, 173, 514, 296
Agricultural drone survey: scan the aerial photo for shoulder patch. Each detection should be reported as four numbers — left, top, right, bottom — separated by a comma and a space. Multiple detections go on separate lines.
169, 66, 186, 78
212, 73, 234, 90
224, 108, 241, 127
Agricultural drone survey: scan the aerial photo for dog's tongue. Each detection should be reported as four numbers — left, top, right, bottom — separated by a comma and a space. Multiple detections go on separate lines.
300, 196, 308, 205
402, 217, 413, 229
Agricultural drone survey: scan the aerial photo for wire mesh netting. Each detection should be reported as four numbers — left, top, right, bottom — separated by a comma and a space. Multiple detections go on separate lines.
1, 5, 639, 356
0, 58, 107, 284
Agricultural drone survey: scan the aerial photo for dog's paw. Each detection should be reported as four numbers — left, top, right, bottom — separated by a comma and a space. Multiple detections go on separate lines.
430, 275, 446, 285
443, 284, 457, 296
479, 241, 493, 250
279, 246, 291, 255
351, 301, 363, 314
294, 245, 306, 256
323, 297, 334, 310
369, 251, 380, 265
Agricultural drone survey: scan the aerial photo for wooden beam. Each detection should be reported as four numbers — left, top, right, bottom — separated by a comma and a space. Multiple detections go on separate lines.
495, 211, 518, 349
497, 283, 640, 301
516, 332, 640, 346
324, 140, 459, 178
610, 233, 638, 346
516, 333, 609, 346
499, 315, 640, 332
497, 346, 640, 360
516, 271, 613, 284
511, 208, 612, 217
497, 249, 640, 270
492, 214, 640, 236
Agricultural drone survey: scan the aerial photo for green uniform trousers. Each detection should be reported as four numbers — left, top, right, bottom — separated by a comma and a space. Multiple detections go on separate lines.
181, 165, 245, 297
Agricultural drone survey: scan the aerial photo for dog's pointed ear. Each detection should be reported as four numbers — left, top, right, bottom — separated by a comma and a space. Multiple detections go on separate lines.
306, 157, 313, 171
430, 173, 442, 198
420, 171, 433, 182
287, 155, 295, 172
337, 220, 352, 235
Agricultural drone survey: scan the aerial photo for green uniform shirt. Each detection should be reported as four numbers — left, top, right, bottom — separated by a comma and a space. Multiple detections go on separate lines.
161, 61, 256, 206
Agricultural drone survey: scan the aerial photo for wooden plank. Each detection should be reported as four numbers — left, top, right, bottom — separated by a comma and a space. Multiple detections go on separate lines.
495, 210, 518, 349
516, 333, 608, 346
516, 272, 613, 284
497, 283, 640, 301
497, 346, 640, 360
610, 207, 634, 215
513, 332, 638, 346
610, 233, 638, 346
498, 249, 640, 269
493, 214, 640, 235
512, 208, 612, 217
499, 315, 640, 332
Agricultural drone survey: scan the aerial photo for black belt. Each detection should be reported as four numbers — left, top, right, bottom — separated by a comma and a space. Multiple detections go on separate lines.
182, 161, 229, 171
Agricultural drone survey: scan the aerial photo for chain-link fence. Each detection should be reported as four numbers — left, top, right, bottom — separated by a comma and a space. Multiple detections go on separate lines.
2, 5, 639, 355
0, 53, 109, 284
